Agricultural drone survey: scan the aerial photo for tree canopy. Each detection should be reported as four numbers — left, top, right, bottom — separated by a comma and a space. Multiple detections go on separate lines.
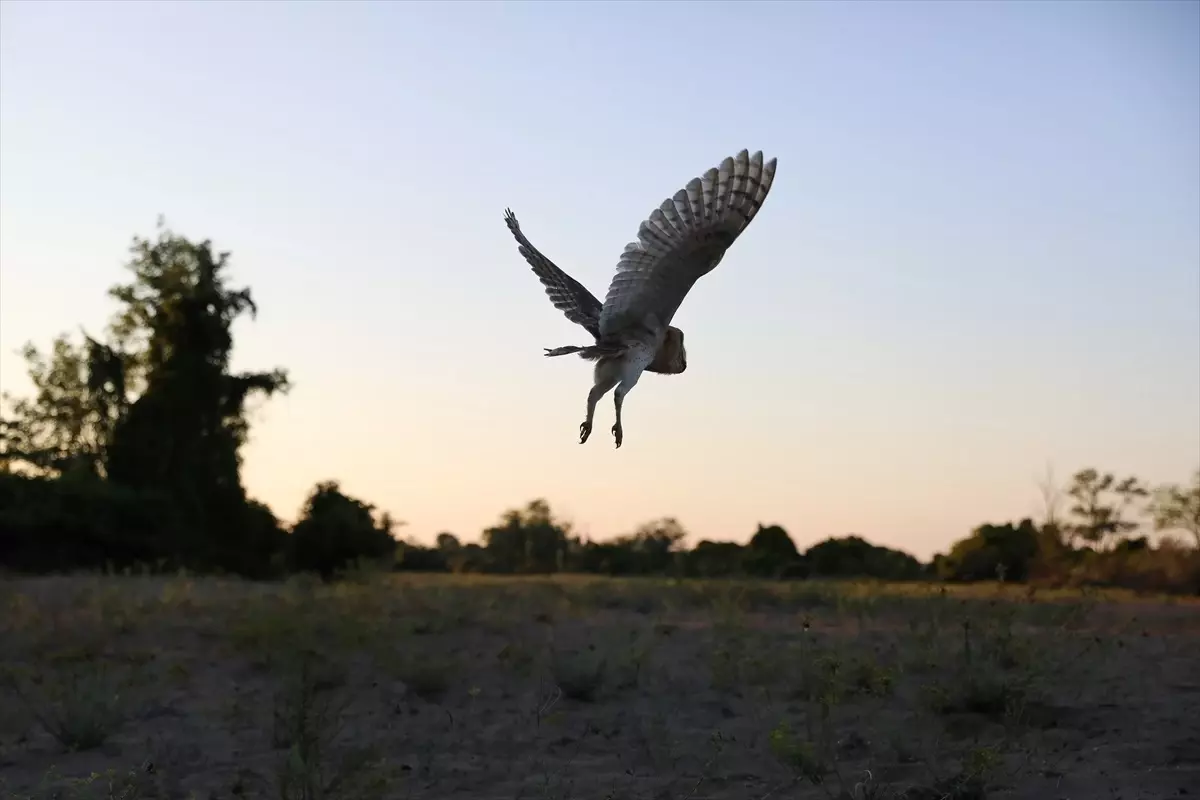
2, 221, 290, 576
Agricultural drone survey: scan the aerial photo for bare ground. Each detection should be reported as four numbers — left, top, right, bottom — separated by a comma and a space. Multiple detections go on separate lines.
1, 573, 1197, 799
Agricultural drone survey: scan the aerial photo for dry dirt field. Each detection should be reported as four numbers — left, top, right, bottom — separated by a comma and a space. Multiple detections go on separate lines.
1, 572, 1198, 800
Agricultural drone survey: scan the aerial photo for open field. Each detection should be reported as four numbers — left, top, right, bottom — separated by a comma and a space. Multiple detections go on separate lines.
1, 573, 1197, 799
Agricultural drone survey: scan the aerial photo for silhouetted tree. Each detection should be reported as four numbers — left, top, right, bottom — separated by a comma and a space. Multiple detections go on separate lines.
102, 221, 290, 572
613, 517, 687, 575
482, 499, 572, 573
0, 333, 129, 478
431, 532, 488, 573
744, 523, 799, 577
241, 499, 291, 579
452, 543, 490, 574
0, 470, 182, 572
394, 538, 448, 572
0, 220, 290, 575
804, 535, 923, 580
1065, 468, 1148, 548
290, 480, 398, 580
936, 519, 1042, 582
684, 540, 745, 578
1150, 470, 1200, 549
571, 540, 638, 575
436, 532, 462, 552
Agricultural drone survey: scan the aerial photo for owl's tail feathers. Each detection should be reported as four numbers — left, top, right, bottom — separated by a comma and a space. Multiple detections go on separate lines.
544, 342, 626, 361
544, 345, 586, 357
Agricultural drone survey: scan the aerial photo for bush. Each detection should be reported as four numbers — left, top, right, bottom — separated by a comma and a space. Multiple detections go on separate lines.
289, 481, 398, 580
936, 520, 1042, 582
682, 540, 745, 578
804, 535, 924, 580
744, 524, 800, 577
214, 498, 291, 580
394, 540, 449, 572
0, 471, 187, 573
1064, 539, 1200, 594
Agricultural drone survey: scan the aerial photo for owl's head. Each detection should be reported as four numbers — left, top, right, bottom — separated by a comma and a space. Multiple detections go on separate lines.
667, 326, 687, 373
647, 326, 688, 375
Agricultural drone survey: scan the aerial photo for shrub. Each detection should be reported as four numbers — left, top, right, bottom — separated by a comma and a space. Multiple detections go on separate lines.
289, 481, 397, 580
0, 472, 185, 573
936, 520, 1042, 582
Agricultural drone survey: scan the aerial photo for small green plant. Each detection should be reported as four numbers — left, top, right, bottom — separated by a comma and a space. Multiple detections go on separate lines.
768, 721, 829, 785
923, 616, 1037, 721
3, 660, 136, 752
272, 654, 390, 800
848, 656, 895, 698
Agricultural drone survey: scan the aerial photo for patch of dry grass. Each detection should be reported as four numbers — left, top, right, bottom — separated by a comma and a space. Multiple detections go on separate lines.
0, 572, 1196, 799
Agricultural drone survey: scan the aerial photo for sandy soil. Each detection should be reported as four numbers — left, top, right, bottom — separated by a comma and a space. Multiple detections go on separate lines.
1, 574, 1197, 799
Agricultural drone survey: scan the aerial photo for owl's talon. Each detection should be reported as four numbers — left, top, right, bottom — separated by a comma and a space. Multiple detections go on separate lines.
611, 423, 623, 449
579, 421, 591, 444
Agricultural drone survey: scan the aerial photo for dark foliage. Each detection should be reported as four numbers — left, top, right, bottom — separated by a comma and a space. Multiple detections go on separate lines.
682, 540, 747, 578
572, 517, 687, 576
1150, 470, 1200, 549
1, 221, 289, 578
1064, 469, 1148, 547
935, 519, 1043, 582
804, 535, 925, 581
102, 223, 289, 573
481, 499, 571, 574
289, 481, 398, 580
744, 523, 800, 577
0, 472, 185, 573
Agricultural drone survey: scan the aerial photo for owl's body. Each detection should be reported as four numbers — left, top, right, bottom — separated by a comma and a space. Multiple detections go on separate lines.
505, 148, 778, 448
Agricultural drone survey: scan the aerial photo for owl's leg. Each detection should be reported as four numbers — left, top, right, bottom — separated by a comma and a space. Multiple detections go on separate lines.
610, 346, 655, 449
611, 373, 643, 449
581, 370, 619, 444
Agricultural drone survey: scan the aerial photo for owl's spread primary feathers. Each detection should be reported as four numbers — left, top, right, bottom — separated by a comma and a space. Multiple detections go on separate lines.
505, 148, 778, 447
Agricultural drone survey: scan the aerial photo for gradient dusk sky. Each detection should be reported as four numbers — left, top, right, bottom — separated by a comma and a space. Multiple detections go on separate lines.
1, 0, 1197, 560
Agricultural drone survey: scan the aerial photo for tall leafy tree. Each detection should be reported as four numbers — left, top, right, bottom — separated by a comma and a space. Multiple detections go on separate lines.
2, 219, 290, 574
1150, 470, 1200, 549
744, 523, 800, 576
935, 519, 1042, 582
101, 221, 290, 569
805, 535, 924, 580
290, 480, 398, 579
1064, 468, 1148, 547
482, 499, 572, 573
613, 517, 687, 574
1, 333, 128, 478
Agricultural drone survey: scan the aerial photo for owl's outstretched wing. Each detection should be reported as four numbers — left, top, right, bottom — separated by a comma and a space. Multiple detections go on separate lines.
504, 208, 602, 339
598, 149, 777, 338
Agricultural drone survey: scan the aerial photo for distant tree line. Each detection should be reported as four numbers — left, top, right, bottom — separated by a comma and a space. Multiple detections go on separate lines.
405, 502, 926, 582
932, 467, 1200, 594
1, 223, 1197, 594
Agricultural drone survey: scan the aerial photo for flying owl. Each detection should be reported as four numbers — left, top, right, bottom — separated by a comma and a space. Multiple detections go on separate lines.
504, 148, 778, 449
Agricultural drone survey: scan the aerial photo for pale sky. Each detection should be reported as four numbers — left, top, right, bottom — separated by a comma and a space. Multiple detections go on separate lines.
1, 0, 1197, 560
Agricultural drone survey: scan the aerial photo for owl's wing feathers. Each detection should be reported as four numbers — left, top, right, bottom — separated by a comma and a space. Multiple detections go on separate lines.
598, 149, 777, 338
504, 208, 603, 339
